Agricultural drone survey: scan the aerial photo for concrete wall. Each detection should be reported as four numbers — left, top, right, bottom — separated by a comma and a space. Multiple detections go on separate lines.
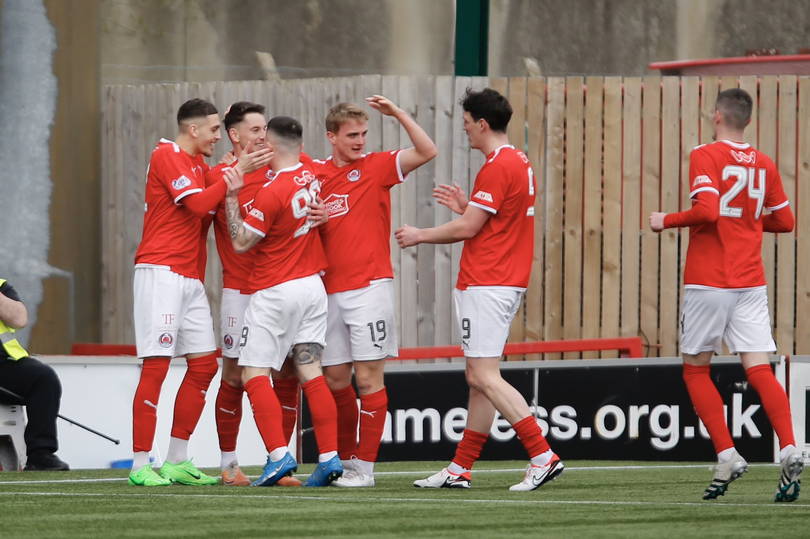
490, 0, 810, 77
101, 0, 456, 84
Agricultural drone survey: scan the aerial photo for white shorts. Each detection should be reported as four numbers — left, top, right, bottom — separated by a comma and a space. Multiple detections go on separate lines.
680, 287, 776, 355
238, 274, 327, 370
133, 265, 216, 358
322, 279, 398, 367
220, 288, 251, 359
453, 287, 523, 358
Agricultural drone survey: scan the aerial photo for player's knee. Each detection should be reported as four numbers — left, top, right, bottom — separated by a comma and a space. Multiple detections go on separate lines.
188, 356, 219, 380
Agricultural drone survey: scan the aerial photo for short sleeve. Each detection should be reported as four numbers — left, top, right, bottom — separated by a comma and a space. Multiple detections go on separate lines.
154, 151, 204, 204
0, 281, 21, 303
367, 150, 408, 190
243, 186, 281, 238
468, 162, 508, 214
688, 147, 720, 199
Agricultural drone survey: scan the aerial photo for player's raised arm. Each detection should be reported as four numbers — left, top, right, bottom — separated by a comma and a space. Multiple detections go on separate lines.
367, 95, 437, 175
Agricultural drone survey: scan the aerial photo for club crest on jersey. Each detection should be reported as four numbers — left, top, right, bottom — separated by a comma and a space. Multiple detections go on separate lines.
158, 333, 174, 348
730, 150, 756, 164
265, 170, 276, 182
294, 170, 317, 186
323, 193, 349, 218
249, 208, 265, 221
223, 334, 234, 350
347, 169, 361, 182
474, 191, 494, 203
693, 175, 712, 186
172, 176, 192, 190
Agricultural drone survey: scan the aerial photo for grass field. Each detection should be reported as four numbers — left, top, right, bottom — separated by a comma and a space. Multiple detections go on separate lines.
0, 460, 805, 538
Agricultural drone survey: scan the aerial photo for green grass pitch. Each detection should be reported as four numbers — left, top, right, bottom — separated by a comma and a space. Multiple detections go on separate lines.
0, 460, 805, 538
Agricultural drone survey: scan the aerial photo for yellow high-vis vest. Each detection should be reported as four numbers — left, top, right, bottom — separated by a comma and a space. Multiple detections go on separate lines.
0, 279, 29, 360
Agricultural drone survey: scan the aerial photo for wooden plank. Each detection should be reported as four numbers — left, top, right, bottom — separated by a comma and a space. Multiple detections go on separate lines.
796, 77, 810, 354
100, 86, 115, 342
381, 75, 402, 356
679, 77, 700, 356
600, 77, 622, 358
415, 75, 436, 348
112, 85, 125, 343
451, 76, 472, 346
364, 75, 383, 153
760, 76, 778, 325
563, 76, 584, 359
398, 76, 418, 347
701, 76, 719, 144
525, 77, 546, 360
581, 76, 603, 359
640, 77, 662, 356
434, 75, 454, 351
507, 76, 527, 351
720, 75, 739, 91
776, 76, 798, 355
544, 77, 566, 359
620, 78, 642, 349
659, 77, 680, 357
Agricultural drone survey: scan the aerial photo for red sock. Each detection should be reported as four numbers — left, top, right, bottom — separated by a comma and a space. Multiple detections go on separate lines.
452, 429, 489, 470
746, 364, 796, 449
331, 384, 359, 459
274, 377, 300, 445
244, 376, 287, 453
513, 416, 551, 459
215, 380, 243, 452
132, 358, 170, 452
170, 353, 218, 439
357, 387, 388, 462
683, 363, 733, 453
302, 376, 338, 455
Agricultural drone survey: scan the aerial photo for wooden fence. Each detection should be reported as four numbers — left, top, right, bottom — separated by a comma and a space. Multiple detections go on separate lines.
102, 75, 810, 359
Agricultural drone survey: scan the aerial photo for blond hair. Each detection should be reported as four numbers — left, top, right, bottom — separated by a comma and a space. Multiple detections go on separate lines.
325, 102, 368, 134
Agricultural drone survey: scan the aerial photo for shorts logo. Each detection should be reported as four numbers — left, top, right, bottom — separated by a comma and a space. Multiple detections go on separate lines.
158, 333, 174, 348
347, 169, 361, 182
323, 193, 349, 218
693, 175, 712, 186
172, 176, 192, 190
223, 334, 234, 350
474, 191, 494, 203
249, 208, 265, 221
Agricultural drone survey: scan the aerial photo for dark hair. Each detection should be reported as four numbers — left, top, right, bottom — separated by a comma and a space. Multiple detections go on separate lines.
460, 88, 512, 132
267, 116, 303, 146
176, 98, 218, 126
715, 88, 753, 131
224, 101, 266, 132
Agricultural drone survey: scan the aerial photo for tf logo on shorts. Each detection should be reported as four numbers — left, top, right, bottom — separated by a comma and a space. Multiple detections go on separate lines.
223, 334, 234, 350
158, 332, 174, 348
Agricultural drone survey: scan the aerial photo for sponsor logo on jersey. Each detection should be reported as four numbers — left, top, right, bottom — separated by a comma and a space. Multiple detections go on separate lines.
692, 175, 712, 186
323, 193, 349, 218
223, 334, 234, 350
158, 332, 174, 348
191, 165, 204, 177
249, 208, 265, 221
474, 191, 494, 203
730, 150, 756, 164
294, 169, 317, 187
172, 175, 192, 190
347, 169, 361, 182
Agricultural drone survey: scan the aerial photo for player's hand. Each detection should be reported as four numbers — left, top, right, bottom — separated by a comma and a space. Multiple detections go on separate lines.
238, 140, 273, 174
307, 196, 329, 227
395, 224, 422, 248
366, 95, 402, 117
219, 151, 236, 166
434, 182, 468, 215
649, 212, 667, 233
223, 166, 244, 197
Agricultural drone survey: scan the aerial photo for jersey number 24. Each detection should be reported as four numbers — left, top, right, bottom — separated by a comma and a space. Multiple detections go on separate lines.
720, 165, 765, 220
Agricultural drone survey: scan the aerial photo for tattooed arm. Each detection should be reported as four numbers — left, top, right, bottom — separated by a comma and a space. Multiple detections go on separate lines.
225, 195, 262, 254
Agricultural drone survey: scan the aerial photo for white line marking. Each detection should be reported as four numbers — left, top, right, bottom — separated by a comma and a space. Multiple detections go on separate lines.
0, 491, 806, 509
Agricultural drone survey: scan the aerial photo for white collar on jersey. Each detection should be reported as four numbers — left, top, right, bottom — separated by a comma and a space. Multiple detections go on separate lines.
274, 162, 303, 175
488, 144, 516, 163
718, 140, 751, 150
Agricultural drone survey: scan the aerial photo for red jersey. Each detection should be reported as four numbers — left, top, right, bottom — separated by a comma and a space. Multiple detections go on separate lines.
242, 161, 327, 291
457, 145, 536, 290
316, 151, 406, 293
135, 138, 211, 279
682, 140, 789, 289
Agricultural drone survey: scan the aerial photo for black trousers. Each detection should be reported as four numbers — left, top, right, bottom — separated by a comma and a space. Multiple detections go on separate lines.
0, 356, 61, 455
